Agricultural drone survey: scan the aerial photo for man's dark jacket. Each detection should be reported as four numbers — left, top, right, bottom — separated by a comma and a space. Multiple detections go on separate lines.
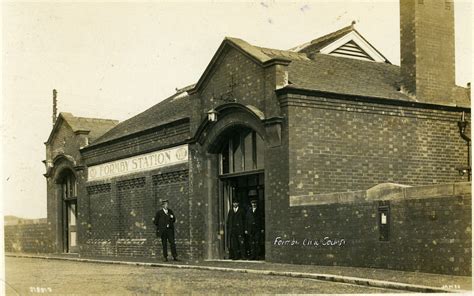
227, 207, 245, 237
154, 208, 176, 234
245, 207, 264, 234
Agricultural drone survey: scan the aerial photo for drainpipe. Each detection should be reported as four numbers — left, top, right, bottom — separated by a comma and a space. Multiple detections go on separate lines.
457, 111, 471, 181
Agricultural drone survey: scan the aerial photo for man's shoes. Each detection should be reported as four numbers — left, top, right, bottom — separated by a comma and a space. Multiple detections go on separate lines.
173, 257, 179, 261
163, 257, 168, 262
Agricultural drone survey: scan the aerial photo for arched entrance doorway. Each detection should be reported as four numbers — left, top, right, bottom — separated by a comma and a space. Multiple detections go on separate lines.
216, 127, 265, 260
57, 170, 78, 253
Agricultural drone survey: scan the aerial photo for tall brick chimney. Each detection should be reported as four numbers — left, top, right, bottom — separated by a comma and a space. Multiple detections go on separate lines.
400, 0, 456, 105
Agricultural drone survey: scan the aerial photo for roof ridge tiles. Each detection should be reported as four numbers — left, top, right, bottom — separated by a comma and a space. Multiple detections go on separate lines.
289, 24, 354, 52
74, 116, 118, 123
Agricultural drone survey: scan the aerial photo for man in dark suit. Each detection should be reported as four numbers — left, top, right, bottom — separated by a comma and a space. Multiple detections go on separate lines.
227, 200, 246, 260
245, 198, 264, 260
154, 199, 178, 262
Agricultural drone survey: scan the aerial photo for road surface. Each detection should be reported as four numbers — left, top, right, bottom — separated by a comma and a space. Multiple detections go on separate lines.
5, 257, 403, 294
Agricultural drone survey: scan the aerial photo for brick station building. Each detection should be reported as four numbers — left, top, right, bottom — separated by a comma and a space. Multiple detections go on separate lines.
43, 0, 471, 275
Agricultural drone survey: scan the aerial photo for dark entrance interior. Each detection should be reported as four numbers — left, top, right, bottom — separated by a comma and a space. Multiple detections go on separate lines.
219, 172, 265, 259
215, 126, 265, 260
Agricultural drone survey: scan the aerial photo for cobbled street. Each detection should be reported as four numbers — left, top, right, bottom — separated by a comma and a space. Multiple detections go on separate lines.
5, 257, 404, 294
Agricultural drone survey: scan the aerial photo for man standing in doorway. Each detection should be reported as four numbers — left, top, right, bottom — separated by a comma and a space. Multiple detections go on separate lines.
245, 194, 264, 260
154, 199, 178, 262
227, 199, 246, 260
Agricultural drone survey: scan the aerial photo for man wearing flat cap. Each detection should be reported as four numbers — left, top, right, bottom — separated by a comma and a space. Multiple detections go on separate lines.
227, 199, 246, 260
245, 191, 264, 260
154, 199, 178, 262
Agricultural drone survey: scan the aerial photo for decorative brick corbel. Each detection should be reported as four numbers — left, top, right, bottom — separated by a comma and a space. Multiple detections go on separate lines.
263, 117, 283, 148
74, 165, 86, 172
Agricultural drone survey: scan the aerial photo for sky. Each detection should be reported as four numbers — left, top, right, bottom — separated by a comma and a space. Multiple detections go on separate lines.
1, 0, 472, 219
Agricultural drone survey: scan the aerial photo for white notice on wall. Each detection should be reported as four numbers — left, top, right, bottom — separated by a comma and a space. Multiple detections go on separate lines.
87, 144, 188, 181
381, 213, 387, 225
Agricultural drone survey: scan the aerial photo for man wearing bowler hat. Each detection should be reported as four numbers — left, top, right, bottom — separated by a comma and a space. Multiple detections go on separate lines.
245, 190, 264, 260
154, 199, 178, 262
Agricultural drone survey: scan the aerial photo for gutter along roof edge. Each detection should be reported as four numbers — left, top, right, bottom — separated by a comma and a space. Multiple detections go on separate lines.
276, 86, 471, 111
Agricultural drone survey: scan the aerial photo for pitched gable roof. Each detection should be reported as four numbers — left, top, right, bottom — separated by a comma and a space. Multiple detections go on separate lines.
78, 26, 469, 150
255, 46, 310, 61
204, 34, 409, 102
290, 24, 355, 52
45, 112, 118, 145
286, 54, 409, 101
87, 85, 193, 147
189, 37, 295, 94
191, 29, 468, 106
291, 23, 390, 63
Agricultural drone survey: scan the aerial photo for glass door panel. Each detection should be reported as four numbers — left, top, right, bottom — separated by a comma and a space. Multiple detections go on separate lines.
66, 201, 78, 252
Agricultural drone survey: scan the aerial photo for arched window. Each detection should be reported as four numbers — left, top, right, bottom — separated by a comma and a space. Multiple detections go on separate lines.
219, 128, 264, 175
61, 173, 77, 199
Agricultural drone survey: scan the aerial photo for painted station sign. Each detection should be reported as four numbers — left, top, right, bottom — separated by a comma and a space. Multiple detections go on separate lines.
87, 144, 188, 181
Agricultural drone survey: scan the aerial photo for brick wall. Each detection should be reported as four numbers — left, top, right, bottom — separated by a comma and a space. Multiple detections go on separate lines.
46, 118, 83, 165
199, 47, 266, 118
60, 32, 470, 276
265, 106, 291, 261
153, 170, 191, 257
81, 120, 193, 259
188, 42, 287, 258
189, 45, 284, 136
81, 165, 192, 259
400, 0, 456, 104
400, 0, 416, 94
4, 223, 54, 254
82, 121, 189, 166
117, 177, 147, 239
87, 183, 115, 240
46, 117, 88, 253
188, 143, 212, 259
283, 93, 469, 197
271, 182, 471, 276
262, 92, 472, 275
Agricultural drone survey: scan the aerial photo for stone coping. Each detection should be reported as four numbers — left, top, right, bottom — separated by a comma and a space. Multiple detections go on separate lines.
290, 182, 471, 207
